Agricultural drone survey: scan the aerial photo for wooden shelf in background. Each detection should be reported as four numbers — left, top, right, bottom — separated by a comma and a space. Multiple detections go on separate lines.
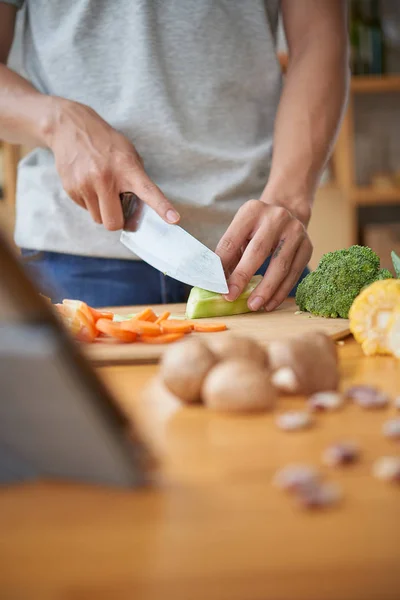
278, 52, 400, 240
351, 186, 400, 205
351, 75, 400, 93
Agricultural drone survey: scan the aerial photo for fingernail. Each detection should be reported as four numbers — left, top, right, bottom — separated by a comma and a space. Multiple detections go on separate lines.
248, 296, 264, 311
265, 300, 278, 312
166, 209, 180, 224
226, 284, 240, 301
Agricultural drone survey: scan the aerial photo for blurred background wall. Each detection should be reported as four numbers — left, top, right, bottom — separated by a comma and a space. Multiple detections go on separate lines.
1, 1, 400, 270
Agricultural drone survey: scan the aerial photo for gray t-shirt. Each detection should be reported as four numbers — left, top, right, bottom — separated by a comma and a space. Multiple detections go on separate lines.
6, 0, 282, 259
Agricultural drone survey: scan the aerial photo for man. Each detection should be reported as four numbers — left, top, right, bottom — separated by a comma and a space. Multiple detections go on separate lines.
0, 1, 349, 308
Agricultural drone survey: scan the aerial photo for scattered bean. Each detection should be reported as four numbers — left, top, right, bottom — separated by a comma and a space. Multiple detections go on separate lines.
308, 391, 344, 412
372, 456, 400, 482
273, 464, 320, 492
296, 481, 342, 509
382, 418, 400, 441
345, 385, 389, 409
275, 411, 314, 431
273, 465, 342, 510
322, 442, 360, 467
336, 340, 345, 346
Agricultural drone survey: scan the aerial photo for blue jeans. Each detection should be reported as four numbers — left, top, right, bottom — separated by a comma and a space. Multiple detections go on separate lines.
20, 249, 309, 308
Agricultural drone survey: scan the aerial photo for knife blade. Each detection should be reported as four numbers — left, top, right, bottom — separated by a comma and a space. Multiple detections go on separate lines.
119, 193, 229, 294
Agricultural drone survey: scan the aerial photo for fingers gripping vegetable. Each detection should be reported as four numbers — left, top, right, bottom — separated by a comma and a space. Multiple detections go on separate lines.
202, 359, 276, 413
268, 332, 339, 395
207, 334, 269, 368
160, 338, 217, 403
186, 275, 262, 319
296, 245, 392, 319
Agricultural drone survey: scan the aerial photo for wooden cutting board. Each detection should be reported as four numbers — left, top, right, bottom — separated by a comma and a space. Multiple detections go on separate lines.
83, 299, 350, 366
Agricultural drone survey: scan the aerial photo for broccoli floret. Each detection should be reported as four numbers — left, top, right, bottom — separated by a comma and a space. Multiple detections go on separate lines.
376, 268, 393, 280
296, 245, 392, 319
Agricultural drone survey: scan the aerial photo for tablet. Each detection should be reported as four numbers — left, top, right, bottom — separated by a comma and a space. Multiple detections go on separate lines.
0, 229, 152, 487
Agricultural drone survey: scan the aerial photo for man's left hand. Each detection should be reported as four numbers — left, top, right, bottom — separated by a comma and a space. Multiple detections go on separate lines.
216, 199, 313, 312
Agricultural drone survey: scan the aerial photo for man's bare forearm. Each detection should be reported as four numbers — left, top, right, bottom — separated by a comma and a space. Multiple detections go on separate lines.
0, 63, 59, 146
261, 0, 350, 226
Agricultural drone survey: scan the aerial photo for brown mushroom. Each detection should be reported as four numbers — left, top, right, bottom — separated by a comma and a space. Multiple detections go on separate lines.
267, 332, 339, 395
202, 359, 276, 413
160, 337, 216, 403
207, 333, 268, 368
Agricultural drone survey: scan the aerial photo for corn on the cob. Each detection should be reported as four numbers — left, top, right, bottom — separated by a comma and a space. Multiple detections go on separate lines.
349, 279, 400, 356
387, 305, 400, 358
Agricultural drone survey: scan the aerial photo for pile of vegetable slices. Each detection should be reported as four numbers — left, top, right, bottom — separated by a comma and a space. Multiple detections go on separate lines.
53, 299, 227, 344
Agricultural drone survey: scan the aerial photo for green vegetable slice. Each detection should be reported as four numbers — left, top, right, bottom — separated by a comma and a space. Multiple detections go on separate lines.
186, 275, 263, 319
112, 313, 137, 322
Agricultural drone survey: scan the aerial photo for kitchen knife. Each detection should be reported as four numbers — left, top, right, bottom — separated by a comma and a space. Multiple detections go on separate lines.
120, 193, 229, 294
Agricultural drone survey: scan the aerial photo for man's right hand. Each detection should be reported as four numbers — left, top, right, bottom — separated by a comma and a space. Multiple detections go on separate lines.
1, 2, 178, 232
45, 98, 180, 231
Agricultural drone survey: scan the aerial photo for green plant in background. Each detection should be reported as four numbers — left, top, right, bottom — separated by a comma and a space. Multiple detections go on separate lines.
391, 251, 400, 279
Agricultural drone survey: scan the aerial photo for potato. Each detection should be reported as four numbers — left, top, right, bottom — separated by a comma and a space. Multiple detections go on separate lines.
203, 359, 276, 413
207, 334, 268, 368
160, 337, 216, 403
267, 332, 339, 395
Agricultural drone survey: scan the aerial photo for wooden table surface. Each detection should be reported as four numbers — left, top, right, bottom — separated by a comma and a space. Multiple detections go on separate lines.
0, 338, 400, 600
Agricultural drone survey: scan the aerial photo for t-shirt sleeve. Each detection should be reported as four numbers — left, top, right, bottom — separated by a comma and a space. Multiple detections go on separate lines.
0, 0, 25, 9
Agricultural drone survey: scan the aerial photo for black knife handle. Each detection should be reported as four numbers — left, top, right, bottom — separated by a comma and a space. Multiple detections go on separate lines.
120, 192, 140, 223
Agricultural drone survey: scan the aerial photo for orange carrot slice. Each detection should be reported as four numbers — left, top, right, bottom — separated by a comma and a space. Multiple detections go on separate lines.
96, 318, 137, 342
120, 319, 161, 336
54, 303, 68, 317
75, 327, 97, 343
76, 308, 98, 341
155, 311, 170, 324
160, 319, 193, 334
88, 307, 114, 322
145, 309, 158, 323
59, 300, 98, 342
140, 333, 185, 344
135, 307, 156, 321
62, 299, 94, 324
59, 308, 97, 343
60, 314, 82, 338
192, 322, 227, 332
